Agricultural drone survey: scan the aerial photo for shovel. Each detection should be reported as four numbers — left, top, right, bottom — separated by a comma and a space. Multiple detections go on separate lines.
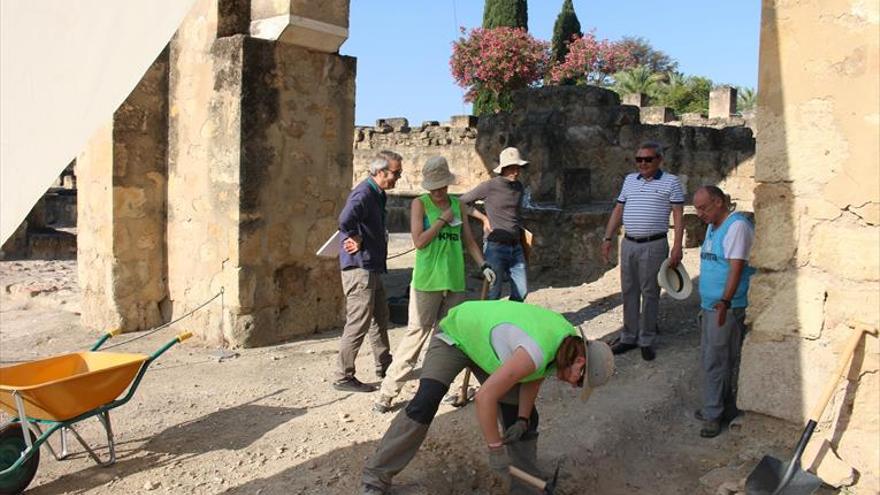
745, 321, 877, 495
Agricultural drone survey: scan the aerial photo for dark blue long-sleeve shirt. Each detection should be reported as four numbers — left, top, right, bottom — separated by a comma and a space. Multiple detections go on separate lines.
338, 178, 387, 272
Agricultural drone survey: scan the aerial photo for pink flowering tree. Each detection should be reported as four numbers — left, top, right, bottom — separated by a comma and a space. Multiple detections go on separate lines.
450, 27, 550, 115
548, 31, 637, 86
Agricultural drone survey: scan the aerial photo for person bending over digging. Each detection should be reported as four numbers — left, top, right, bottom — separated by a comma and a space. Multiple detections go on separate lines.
361, 300, 614, 494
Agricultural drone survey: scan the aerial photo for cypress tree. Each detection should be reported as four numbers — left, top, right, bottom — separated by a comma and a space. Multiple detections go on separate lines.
551, 0, 581, 62
474, 0, 528, 115
482, 0, 528, 30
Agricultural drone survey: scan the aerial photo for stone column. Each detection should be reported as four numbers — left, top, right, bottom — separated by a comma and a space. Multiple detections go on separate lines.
77, 48, 169, 332
709, 86, 736, 119
166, 0, 352, 346
738, 0, 879, 491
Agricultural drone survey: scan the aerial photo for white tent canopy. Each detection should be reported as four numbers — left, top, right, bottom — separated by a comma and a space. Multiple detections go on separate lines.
0, 0, 197, 244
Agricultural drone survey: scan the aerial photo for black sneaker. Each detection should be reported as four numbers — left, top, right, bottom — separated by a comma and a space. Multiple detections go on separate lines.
333, 377, 376, 393
640, 346, 656, 361
611, 342, 638, 355
700, 419, 722, 438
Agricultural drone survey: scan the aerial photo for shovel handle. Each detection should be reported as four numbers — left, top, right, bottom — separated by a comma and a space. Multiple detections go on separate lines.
509, 466, 546, 490
808, 322, 877, 422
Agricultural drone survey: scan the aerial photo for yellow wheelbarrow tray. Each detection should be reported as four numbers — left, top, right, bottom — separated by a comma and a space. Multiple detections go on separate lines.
0, 329, 192, 495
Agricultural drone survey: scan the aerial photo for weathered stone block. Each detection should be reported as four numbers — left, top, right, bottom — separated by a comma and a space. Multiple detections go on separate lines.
709, 86, 737, 119
640, 106, 676, 124
250, 0, 349, 52
750, 183, 797, 270
621, 92, 649, 107
450, 115, 477, 128
810, 222, 880, 282
747, 270, 826, 340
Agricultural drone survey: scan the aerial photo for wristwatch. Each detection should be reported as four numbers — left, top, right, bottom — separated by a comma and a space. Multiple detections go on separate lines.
603, 236, 612, 242
719, 299, 732, 309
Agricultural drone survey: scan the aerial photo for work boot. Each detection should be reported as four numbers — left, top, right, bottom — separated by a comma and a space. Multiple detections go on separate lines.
361, 483, 386, 495
376, 359, 392, 379
373, 395, 393, 414
700, 419, 722, 438
333, 377, 376, 393
611, 342, 638, 355
640, 346, 656, 361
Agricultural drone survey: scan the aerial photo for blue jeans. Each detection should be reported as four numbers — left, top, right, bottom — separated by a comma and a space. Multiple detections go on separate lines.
484, 241, 528, 301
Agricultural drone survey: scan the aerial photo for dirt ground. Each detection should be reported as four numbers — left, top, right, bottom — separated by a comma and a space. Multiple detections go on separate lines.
0, 237, 833, 495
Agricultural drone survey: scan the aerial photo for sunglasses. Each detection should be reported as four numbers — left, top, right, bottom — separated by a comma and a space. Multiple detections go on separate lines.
388, 169, 403, 178
634, 156, 658, 163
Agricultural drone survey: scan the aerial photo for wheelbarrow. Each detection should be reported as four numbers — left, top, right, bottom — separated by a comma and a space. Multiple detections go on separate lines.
0, 329, 192, 494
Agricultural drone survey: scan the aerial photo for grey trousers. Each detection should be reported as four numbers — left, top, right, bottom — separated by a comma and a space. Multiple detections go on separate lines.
363, 336, 540, 493
337, 268, 392, 382
619, 237, 668, 347
699, 308, 746, 421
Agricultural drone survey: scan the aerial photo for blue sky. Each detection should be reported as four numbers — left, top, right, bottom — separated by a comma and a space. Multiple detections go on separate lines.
341, 1, 761, 126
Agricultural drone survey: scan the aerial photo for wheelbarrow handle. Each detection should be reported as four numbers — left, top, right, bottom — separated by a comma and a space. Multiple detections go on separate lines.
148, 330, 193, 362
90, 328, 124, 351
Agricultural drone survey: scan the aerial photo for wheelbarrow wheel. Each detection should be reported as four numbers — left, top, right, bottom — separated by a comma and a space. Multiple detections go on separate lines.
0, 423, 40, 495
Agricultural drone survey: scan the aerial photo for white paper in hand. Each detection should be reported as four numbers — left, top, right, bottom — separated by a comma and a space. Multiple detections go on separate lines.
316, 231, 342, 258
448, 217, 463, 227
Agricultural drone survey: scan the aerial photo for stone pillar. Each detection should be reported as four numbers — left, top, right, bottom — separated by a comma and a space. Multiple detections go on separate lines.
166, 0, 352, 346
622, 92, 649, 107
76, 49, 169, 332
738, 0, 879, 491
709, 86, 737, 119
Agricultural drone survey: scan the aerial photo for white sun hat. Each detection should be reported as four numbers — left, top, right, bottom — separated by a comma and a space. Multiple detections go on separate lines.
657, 259, 693, 300
492, 147, 529, 174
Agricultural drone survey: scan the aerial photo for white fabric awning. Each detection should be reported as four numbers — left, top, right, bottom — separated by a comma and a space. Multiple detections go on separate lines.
1, 0, 196, 243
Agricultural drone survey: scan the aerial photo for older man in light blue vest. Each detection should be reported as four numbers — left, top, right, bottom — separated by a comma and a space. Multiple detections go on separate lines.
693, 185, 755, 438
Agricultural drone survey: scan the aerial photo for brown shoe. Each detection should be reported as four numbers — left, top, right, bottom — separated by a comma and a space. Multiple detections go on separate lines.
700, 420, 722, 438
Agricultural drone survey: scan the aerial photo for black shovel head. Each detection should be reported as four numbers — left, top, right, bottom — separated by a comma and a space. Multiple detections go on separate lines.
745, 455, 822, 495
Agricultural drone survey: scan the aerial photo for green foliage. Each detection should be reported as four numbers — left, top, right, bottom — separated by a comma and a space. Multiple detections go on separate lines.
476, 0, 529, 113
482, 0, 528, 30
551, 0, 581, 63
615, 36, 678, 75
654, 73, 713, 115
737, 86, 757, 113
612, 66, 665, 99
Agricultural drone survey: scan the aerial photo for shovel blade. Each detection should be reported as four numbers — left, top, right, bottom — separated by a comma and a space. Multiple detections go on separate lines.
745, 455, 822, 495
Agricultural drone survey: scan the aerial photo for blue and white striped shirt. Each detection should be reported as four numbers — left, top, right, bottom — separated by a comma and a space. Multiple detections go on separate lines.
617, 170, 685, 237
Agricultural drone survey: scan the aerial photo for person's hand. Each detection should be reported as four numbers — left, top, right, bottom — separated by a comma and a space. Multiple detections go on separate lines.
343, 235, 362, 254
668, 245, 683, 268
439, 208, 454, 224
713, 301, 728, 326
502, 418, 529, 444
482, 218, 493, 235
481, 263, 497, 285
487, 445, 510, 475
601, 239, 613, 264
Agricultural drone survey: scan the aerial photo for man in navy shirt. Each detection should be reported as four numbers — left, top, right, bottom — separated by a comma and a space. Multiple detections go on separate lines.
335, 150, 403, 392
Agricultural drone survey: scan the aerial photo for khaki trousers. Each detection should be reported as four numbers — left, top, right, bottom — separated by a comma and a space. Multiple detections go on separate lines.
337, 268, 392, 382
379, 287, 465, 399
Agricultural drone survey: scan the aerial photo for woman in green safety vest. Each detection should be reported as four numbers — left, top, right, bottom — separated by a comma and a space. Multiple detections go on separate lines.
362, 300, 615, 494
374, 156, 496, 414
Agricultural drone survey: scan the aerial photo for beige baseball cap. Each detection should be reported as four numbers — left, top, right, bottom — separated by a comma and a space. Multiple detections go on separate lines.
493, 147, 529, 174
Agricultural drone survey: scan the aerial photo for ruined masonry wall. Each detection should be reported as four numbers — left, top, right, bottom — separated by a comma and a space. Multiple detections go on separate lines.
738, 0, 879, 491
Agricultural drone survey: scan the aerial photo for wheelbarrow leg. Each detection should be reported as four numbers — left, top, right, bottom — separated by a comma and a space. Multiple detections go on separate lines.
65, 411, 116, 466
29, 423, 70, 461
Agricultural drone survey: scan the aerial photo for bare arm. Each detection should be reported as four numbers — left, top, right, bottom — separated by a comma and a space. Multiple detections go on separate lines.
410, 199, 452, 249
669, 204, 684, 267
601, 203, 625, 263
517, 379, 542, 419
475, 348, 537, 446
714, 259, 746, 326
461, 212, 486, 265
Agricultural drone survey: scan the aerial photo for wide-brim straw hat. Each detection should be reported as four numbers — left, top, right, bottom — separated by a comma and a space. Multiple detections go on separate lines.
657, 259, 693, 300
422, 156, 457, 190
492, 147, 529, 174
577, 326, 615, 402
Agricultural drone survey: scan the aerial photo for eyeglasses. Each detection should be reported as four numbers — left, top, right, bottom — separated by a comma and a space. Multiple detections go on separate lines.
634, 156, 657, 163
388, 169, 403, 178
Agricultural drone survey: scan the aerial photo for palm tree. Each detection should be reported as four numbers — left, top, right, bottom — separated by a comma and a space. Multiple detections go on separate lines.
737, 87, 757, 113
612, 66, 664, 98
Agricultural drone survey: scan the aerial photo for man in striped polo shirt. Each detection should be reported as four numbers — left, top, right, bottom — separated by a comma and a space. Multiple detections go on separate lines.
601, 142, 685, 361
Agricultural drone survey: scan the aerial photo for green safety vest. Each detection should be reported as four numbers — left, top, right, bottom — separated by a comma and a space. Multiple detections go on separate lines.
439, 300, 577, 382
412, 195, 465, 292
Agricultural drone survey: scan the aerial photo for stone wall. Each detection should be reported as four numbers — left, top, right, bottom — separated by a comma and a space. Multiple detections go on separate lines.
354, 86, 756, 282
77, 0, 353, 346
738, 0, 880, 491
